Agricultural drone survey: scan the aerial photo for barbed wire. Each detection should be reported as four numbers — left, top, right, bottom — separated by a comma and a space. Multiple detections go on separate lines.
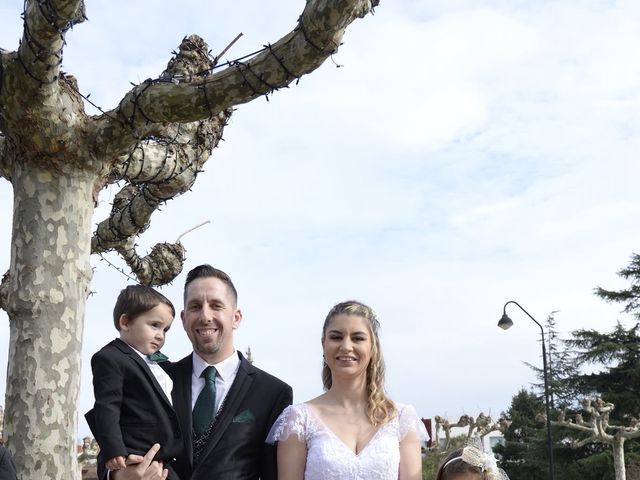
97, 253, 140, 284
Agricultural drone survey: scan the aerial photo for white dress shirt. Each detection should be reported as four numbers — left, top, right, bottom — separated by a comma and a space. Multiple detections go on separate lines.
191, 350, 240, 415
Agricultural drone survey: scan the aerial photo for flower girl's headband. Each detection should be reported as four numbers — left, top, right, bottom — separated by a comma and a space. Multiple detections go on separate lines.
442, 443, 510, 480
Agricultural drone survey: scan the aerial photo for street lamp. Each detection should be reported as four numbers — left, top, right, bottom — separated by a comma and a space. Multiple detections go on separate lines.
499, 300, 555, 480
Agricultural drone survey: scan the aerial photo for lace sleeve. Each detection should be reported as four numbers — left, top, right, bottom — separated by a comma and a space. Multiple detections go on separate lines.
266, 404, 307, 444
397, 403, 429, 443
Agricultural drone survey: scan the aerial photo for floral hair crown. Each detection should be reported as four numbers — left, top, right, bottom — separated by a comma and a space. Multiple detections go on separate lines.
442, 441, 510, 480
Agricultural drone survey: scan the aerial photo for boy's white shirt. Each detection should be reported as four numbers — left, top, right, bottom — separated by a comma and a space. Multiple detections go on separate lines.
127, 343, 174, 406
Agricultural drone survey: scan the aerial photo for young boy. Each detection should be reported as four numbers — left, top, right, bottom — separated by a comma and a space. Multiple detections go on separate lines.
85, 285, 182, 479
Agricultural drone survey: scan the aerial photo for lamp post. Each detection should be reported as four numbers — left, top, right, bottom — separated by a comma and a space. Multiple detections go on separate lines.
498, 300, 555, 480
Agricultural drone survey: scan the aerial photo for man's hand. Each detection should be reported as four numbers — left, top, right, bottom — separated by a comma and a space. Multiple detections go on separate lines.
111, 444, 168, 480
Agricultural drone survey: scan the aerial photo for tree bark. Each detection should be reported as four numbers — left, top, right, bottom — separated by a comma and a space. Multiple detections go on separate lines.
3, 163, 95, 479
612, 437, 626, 480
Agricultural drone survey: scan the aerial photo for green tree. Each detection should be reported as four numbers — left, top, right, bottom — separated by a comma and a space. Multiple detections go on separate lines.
596, 253, 640, 317
567, 322, 640, 422
543, 254, 640, 479
525, 311, 580, 410
494, 389, 548, 480
591, 254, 640, 421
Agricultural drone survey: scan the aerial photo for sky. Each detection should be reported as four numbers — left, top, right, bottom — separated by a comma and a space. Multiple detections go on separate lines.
1, 0, 640, 439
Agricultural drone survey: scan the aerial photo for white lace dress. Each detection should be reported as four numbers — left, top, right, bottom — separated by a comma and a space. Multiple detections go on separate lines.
266, 403, 427, 480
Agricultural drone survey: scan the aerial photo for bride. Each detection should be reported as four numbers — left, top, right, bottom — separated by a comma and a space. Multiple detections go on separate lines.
267, 300, 427, 480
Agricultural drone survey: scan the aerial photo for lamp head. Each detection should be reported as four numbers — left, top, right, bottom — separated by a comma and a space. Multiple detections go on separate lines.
498, 313, 514, 330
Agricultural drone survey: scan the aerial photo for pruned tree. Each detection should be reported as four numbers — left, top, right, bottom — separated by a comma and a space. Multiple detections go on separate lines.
0, 0, 379, 478
552, 398, 640, 480
434, 413, 509, 451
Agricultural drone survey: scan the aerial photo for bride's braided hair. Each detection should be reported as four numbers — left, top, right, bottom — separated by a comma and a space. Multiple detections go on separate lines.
321, 300, 396, 426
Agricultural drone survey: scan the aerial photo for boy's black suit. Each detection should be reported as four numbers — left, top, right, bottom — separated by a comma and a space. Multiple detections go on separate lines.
167, 351, 292, 480
85, 338, 183, 479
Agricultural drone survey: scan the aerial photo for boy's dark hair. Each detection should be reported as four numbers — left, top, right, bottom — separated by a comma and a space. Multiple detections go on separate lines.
113, 285, 175, 330
184, 264, 238, 304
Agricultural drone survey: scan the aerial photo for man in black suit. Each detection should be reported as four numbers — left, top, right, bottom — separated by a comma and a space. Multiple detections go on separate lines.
114, 265, 292, 480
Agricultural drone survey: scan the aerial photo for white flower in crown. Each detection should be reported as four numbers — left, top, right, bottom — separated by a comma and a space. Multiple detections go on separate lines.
459, 443, 507, 480
442, 437, 510, 480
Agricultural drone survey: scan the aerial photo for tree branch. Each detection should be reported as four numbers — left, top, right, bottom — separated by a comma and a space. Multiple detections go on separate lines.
2, 4, 89, 162
572, 436, 600, 448
91, 36, 230, 285
621, 429, 640, 440
18, 0, 86, 88
551, 419, 595, 435
89, 112, 227, 241
115, 240, 185, 287
0, 269, 8, 313
0, 133, 9, 180
92, 0, 378, 156
91, 105, 230, 253
89, 0, 379, 285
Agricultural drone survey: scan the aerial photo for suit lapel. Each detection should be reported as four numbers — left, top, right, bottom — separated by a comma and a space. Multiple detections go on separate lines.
114, 339, 174, 409
170, 355, 195, 466
195, 354, 255, 470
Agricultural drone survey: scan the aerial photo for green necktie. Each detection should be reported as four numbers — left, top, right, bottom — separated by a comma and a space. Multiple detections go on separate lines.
193, 366, 217, 437
147, 351, 169, 362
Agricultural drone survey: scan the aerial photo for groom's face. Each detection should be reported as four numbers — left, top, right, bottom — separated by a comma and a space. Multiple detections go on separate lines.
181, 276, 242, 364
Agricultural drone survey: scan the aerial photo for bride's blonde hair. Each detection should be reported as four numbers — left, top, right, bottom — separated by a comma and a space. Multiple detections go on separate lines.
321, 300, 396, 426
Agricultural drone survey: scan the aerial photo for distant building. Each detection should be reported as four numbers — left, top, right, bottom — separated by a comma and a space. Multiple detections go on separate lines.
421, 417, 434, 448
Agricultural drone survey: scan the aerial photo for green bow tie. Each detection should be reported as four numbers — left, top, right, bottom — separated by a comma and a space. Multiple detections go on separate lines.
147, 351, 169, 363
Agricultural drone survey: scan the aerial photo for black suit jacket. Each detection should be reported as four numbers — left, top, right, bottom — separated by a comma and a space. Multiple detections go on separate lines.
167, 352, 292, 480
85, 338, 183, 478
0, 445, 17, 480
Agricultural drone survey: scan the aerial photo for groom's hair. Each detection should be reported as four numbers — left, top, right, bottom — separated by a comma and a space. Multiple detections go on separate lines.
183, 264, 238, 305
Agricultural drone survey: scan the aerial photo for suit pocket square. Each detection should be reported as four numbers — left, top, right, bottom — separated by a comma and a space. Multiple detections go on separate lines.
232, 409, 256, 423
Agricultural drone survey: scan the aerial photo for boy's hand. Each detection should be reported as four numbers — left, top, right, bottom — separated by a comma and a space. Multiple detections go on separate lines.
106, 455, 127, 470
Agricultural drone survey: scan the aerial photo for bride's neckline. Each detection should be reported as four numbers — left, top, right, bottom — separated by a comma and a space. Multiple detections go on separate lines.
303, 403, 385, 456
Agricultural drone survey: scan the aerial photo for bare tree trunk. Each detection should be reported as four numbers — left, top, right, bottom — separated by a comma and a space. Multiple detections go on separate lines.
3, 163, 95, 480
612, 437, 626, 480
